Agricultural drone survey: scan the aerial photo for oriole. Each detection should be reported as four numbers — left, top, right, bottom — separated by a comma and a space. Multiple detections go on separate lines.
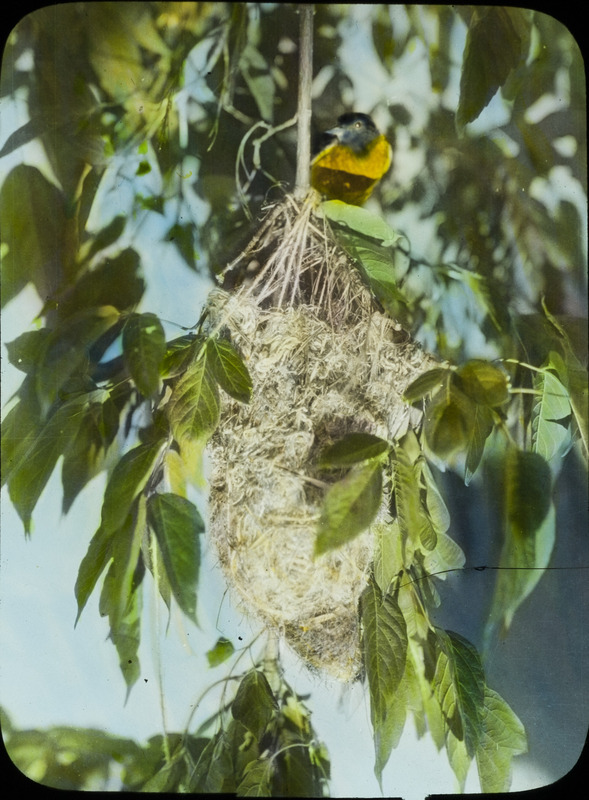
311, 112, 392, 206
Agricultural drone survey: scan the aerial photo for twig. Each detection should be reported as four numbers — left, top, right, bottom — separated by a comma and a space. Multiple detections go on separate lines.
294, 4, 314, 199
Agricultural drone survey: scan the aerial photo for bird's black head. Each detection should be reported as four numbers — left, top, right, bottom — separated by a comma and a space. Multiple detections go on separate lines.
322, 112, 381, 154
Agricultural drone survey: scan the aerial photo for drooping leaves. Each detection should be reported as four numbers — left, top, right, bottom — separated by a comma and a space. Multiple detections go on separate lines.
456, 7, 530, 130
439, 630, 485, 757
360, 578, 408, 784
0, 164, 68, 307
206, 337, 252, 403
475, 687, 527, 792
6, 393, 89, 533
122, 312, 166, 397
315, 461, 383, 555
392, 440, 439, 554
147, 493, 204, 623
321, 201, 412, 318
166, 347, 220, 445
486, 449, 555, 639
99, 439, 166, 537
231, 670, 278, 740
35, 306, 121, 416
61, 391, 121, 513
98, 498, 147, 693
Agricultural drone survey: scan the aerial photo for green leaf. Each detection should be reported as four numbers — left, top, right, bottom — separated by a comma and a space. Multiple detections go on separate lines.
505, 449, 552, 536
166, 351, 220, 444
392, 443, 437, 552
58, 249, 145, 320
5, 329, 51, 373
75, 521, 118, 624
100, 439, 166, 537
475, 687, 527, 793
360, 578, 408, 783
206, 637, 235, 668
442, 631, 485, 757
315, 461, 382, 555
79, 215, 126, 265
464, 404, 495, 486
531, 366, 571, 462
420, 461, 450, 534
1, 381, 42, 489
455, 360, 509, 407
0, 164, 67, 306
166, 223, 198, 271
98, 499, 147, 693
321, 201, 405, 248
189, 731, 232, 793
61, 391, 120, 513
107, 564, 143, 694
423, 533, 466, 582
486, 448, 555, 637
373, 519, 403, 594
231, 670, 277, 740
333, 226, 412, 316
489, 502, 555, 637
122, 312, 166, 396
236, 758, 273, 797
423, 383, 477, 459
457, 7, 530, 130
318, 432, 389, 468
6, 394, 88, 533
544, 335, 588, 461
446, 732, 471, 792
161, 334, 201, 378
35, 306, 121, 415
206, 337, 252, 403
403, 368, 449, 404
147, 493, 204, 622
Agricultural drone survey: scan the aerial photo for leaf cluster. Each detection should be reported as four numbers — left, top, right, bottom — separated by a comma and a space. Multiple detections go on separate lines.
3, 672, 330, 796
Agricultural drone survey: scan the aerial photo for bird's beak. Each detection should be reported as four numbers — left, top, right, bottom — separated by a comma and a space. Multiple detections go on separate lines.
325, 126, 345, 141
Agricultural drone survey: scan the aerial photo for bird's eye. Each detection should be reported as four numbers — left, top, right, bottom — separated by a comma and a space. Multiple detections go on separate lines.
355, 121, 362, 128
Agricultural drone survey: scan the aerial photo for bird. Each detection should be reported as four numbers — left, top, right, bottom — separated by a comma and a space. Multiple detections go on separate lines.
310, 112, 392, 206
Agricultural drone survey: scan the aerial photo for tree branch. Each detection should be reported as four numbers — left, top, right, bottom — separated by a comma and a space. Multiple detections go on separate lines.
294, 4, 314, 199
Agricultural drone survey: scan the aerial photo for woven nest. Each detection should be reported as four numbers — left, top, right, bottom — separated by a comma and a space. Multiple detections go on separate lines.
207, 195, 436, 680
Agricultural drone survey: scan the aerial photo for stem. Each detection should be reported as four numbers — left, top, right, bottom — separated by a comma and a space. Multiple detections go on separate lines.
294, 4, 314, 199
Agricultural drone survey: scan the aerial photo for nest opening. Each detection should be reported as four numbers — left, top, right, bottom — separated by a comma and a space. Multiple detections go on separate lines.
207, 193, 436, 680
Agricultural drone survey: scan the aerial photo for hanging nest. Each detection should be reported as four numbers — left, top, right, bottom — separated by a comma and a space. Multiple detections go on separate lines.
207, 193, 437, 680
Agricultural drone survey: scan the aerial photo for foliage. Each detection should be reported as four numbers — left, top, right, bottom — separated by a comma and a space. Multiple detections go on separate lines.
1, 3, 586, 794
2, 667, 330, 795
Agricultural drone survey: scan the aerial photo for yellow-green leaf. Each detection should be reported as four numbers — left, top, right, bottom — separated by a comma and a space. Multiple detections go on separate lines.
166, 353, 220, 444
475, 687, 527, 792
455, 360, 509, 407
360, 578, 408, 784
206, 637, 235, 668
318, 432, 389, 468
403, 368, 449, 404
315, 461, 382, 555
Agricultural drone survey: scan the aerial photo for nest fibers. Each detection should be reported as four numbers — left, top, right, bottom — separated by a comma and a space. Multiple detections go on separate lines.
207, 194, 436, 681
